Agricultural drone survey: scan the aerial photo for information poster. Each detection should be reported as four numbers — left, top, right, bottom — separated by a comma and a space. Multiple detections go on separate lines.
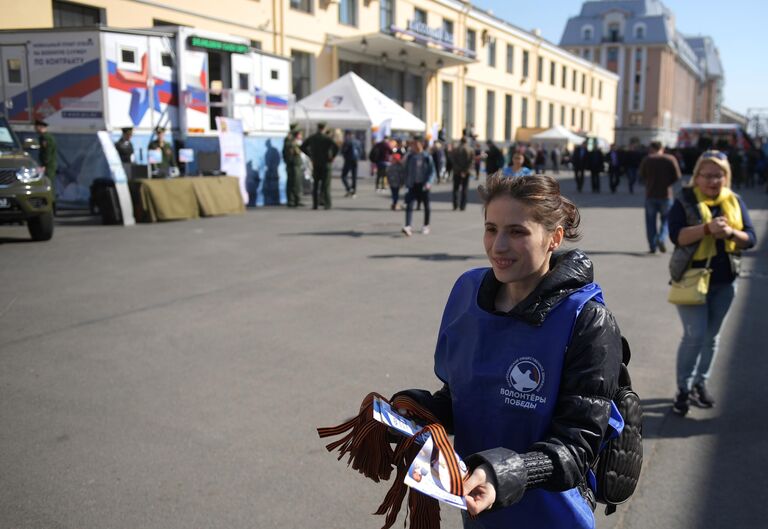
216, 117, 248, 204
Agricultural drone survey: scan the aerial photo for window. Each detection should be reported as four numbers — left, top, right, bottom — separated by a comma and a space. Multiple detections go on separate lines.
118, 46, 140, 72
537, 57, 543, 82
238, 73, 249, 91
561, 65, 567, 88
583, 48, 592, 61
271, 69, 279, 80
581, 73, 586, 94
466, 29, 477, 53
442, 81, 453, 139
53, 0, 105, 27
442, 19, 454, 43
550, 61, 556, 85
6, 59, 21, 84
548, 103, 554, 127
635, 25, 645, 39
290, 0, 312, 13
590, 111, 593, 131
520, 97, 528, 128
560, 105, 565, 126
580, 110, 585, 129
582, 26, 593, 41
465, 85, 476, 129
486, 90, 495, 140
504, 94, 513, 141
339, 0, 357, 26
535, 100, 542, 128
506, 44, 514, 74
487, 38, 496, 67
291, 50, 312, 100
380, 0, 394, 31
413, 8, 427, 24
608, 23, 620, 42
121, 48, 136, 64
160, 53, 173, 68
522, 50, 529, 77
598, 80, 603, 99
571, 107, 576, 127
572, 70, 577, 91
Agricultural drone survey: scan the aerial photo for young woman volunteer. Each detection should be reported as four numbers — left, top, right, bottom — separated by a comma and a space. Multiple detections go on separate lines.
396, 174, 623, 528
667, 150, 756, 415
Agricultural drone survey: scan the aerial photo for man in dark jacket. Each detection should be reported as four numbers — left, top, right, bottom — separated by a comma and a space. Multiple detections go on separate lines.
301, 122, 339, 209
607, 144, 621, 193
340, 131, 362, 197
638, 141, 681, 253
572, 142, 588, 192
589, 148, 604, 193
451, 137, 475, 211
395, 249, 622, 515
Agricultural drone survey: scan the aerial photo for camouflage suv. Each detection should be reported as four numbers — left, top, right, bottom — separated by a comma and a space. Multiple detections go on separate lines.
0, 116, 55, 241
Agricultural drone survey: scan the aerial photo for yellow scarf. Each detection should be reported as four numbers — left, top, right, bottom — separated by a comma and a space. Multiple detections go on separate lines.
692, 187, 743, 260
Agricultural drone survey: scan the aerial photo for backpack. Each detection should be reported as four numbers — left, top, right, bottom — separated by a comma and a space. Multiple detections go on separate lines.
592, 336, 643, 515
369, 143, 382, 163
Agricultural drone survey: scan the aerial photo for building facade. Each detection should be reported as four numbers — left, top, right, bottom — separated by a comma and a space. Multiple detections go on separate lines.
4, 0, 619, 143
560, 0, 724, 146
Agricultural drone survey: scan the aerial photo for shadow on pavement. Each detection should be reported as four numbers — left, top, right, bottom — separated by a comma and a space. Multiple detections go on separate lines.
0, 236, 33, 244
287, 230, 399, 238
369, 252, 485, 262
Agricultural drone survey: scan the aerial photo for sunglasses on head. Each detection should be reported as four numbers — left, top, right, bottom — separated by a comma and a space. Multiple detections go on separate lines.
701, 150, 727, 161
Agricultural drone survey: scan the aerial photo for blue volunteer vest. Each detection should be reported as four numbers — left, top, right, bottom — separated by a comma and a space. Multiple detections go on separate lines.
434, 268, 604, 529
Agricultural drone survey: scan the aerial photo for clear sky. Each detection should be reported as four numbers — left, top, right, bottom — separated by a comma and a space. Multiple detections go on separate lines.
471, 0, 765, 117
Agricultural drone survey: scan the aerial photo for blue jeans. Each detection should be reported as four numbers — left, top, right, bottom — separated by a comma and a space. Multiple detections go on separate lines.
675, 282, 736, 390
644, 198, 673, 251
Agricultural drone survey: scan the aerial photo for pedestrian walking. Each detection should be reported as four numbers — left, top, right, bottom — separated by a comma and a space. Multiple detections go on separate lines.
572, 142, 588, 192
301, 122, 339, 210
340, 131, 362, 197
392, 173, 623, 527
386, 149, 405, 210
550, 147, 560, 174
534, 146, 547, 175
35, 119, 57, 194
451, 136, 475, 211
624, 144, 643, 194
369, 136, 393, 192
589, 147, 604, 193
401, 137, 435, 236
282, 123, 305, 207
639, 141, 681, 253
608, 144, 621, 193
667, 150, 757, 415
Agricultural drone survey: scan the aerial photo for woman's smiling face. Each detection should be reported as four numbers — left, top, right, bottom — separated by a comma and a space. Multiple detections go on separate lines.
483, 195, 556, 285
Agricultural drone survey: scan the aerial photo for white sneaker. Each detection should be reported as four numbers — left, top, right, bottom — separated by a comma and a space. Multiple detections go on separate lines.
421, 225, 431, 235
402, 225, 413, 237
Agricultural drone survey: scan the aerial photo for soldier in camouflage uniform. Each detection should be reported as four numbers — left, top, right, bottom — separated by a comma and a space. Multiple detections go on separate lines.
35, 120, 57, 196
283, 124, 305, 207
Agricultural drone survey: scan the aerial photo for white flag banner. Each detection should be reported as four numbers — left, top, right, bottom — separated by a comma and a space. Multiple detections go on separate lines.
96, 131, 135, 226
216, 117, 248, 204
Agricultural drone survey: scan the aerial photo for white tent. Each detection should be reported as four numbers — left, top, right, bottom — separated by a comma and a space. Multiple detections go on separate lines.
531, 125, 586, 148
292, 72, 426, 132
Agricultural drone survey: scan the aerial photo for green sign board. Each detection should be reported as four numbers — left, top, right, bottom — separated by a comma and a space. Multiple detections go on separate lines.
188, 36, 249, 54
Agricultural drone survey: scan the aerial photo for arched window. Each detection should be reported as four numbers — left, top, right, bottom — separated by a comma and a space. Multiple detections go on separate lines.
635, 24, 645, 39
582, 26, 593, 41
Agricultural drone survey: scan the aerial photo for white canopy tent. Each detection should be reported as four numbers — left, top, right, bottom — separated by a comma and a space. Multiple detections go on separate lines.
292, 72, 426, 133
531, 126, 586, 149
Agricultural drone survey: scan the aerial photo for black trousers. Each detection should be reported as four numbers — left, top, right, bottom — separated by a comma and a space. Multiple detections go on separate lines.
341, 159, 357, 193
574, 168, 585, 192
453, 173, 469, 210
591, 170, 601, 192
609, 167, 620, 192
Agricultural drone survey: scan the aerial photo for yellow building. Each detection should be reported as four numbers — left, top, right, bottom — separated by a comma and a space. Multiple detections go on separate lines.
4, 0, 619, 143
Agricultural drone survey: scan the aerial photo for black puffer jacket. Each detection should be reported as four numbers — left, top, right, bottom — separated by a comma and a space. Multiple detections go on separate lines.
398, 249, 623, 510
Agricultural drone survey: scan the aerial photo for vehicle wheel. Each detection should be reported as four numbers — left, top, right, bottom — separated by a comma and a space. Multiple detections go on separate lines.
28, 212, 54, 241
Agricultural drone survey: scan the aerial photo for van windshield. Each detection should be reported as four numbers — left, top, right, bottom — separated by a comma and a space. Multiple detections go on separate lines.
0, 119, 21, 151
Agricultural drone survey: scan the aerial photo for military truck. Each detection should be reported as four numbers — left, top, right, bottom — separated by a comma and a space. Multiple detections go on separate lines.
0, 116, 55, 241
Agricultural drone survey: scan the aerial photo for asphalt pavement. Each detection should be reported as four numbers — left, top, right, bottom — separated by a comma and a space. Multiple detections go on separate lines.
1, 171, 766, 529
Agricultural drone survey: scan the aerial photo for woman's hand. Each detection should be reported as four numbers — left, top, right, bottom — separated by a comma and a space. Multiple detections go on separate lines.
464, 464, 496, 515
708, 216, 731, 239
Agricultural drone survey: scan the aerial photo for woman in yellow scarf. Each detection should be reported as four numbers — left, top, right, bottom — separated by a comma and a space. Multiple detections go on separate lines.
667, 150, 757, 416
